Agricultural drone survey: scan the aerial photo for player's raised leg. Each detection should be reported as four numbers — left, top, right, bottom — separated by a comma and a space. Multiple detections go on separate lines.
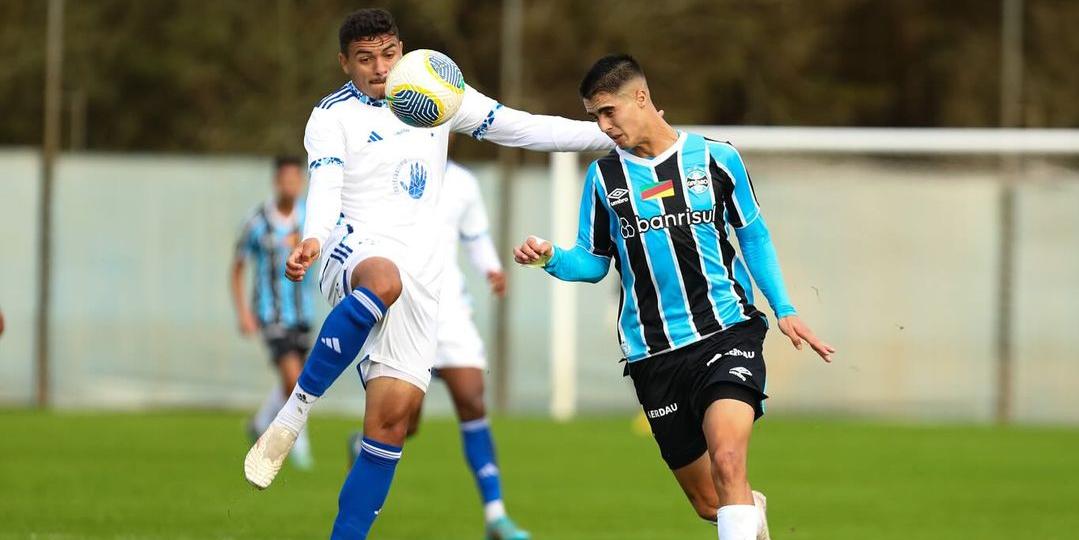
277, 350, 314, 469
440, 368, 530, 540
332, 375, 423, 539
245, 257, 399, 489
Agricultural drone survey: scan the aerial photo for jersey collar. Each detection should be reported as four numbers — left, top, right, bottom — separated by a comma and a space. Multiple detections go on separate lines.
346, 81, 387, 108
615, 130, 687, 166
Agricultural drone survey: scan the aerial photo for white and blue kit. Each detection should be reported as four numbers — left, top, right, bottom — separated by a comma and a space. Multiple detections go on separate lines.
302, 80, 611, 391
433, 161, 501, 370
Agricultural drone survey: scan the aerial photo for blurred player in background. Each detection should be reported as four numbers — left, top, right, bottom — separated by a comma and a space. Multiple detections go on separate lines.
231, 156, 315, 469
514, 55, 835, 540
348, 151, 529, 539
242, 8, 612, 539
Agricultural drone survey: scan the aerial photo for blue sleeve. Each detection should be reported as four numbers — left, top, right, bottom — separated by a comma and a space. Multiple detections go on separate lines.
734, 216, 796, 318
234, 214, 259, 262
543, 163, 613, 283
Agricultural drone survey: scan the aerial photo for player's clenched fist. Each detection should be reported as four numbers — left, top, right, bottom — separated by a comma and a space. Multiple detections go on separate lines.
513, 235, 553, 267
286, 238, 321, 281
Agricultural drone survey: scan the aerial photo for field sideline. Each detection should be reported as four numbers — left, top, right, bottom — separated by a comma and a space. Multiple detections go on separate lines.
2, 410, 1077, 539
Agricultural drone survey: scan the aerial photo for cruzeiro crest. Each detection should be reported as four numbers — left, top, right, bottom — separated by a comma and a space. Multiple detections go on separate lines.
686, 166, 710, 194
393, 159, 428, 200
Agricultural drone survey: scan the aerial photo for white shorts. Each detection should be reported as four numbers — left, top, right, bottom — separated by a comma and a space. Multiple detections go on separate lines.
433, 289, 487, 371
318, 224, 438, 392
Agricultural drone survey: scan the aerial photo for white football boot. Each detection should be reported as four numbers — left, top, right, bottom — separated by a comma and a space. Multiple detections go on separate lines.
244, 421, 299, 489
752, 490, 771, 540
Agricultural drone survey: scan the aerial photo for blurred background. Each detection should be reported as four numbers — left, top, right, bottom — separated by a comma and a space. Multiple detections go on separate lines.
1, 1, 1077, 539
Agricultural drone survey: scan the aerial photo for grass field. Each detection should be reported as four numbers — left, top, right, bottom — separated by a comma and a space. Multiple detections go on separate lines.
2, 410, 1077, 539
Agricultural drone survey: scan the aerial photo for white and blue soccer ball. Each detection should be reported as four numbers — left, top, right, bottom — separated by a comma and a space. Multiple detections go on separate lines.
385, 49, 466, 128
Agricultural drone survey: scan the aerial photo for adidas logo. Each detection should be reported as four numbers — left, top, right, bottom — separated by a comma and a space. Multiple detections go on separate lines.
294, 392, 310, 403
368, 130, 383, 143
477, 463, 500, 479
321, 337, 341, 353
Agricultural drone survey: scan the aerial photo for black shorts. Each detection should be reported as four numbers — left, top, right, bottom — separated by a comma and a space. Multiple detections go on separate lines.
261, 323, 312, 364
626, 316, 768, 470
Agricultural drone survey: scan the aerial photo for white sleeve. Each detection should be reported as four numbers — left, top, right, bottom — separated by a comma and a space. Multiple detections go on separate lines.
301, 108, 346, 249
457, 171, 502, 274
449, 85, 613, 153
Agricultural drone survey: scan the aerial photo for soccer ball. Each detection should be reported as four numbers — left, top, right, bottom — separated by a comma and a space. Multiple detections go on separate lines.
385, 49, 466, 128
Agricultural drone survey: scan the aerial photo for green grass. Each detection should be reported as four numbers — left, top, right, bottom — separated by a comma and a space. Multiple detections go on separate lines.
1, 410, 1077, 539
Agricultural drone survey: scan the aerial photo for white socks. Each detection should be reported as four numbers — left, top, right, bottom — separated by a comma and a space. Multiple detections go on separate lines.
274, 384, 319, 433
716, 505, 759, 540
254, 383, 285, 433
484, 500, 506, 524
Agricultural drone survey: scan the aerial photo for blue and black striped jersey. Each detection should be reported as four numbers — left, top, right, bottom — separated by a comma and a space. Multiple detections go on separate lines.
545, 132, 795, 362
235, 201, 315, 328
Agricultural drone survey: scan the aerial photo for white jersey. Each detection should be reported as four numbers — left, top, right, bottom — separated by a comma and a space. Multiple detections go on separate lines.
438, 161, 501, 306
302, 80, 611, 291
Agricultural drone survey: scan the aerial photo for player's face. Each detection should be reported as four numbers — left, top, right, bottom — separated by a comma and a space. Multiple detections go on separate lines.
338, 34, 403, 99
584, 90, 642, 148
274, 164, 305, 204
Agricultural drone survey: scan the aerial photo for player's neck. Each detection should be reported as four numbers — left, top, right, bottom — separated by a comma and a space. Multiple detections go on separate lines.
631, 122, 678, 158
275, 198, 296, 217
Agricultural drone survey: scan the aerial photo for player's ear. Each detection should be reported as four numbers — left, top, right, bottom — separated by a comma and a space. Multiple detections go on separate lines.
636, 88, 648, 109
338, 52, 349, 74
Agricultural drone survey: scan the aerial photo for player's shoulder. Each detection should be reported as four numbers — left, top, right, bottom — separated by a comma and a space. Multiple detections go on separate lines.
314, 82, 355, 111
240, 202, 270, 233
591, 149, 621, 171
700, 135, 743, 164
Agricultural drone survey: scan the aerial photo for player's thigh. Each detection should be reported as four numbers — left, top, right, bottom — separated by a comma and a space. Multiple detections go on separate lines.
702, 396, 755, 500
439, 367, 486, 421
671, 452, 721, 522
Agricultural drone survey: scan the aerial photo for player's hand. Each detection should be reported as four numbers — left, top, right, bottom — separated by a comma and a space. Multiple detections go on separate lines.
487, 270, 507, 297
238, 309, 259, 337
777, 315, 835, 362
513, 235, 553, 267
0, 309, 5, 338
286, 238, 321, 282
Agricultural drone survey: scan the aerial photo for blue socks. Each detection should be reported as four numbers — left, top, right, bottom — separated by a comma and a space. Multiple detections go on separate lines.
331, 437, 402, 539
297, 288, 385, 397
461, 418, 504, 510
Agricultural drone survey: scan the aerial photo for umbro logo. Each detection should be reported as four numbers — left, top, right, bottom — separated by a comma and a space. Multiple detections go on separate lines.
607, 188, 630, 206
321, 337, 342, 353
729, 367, 753, 382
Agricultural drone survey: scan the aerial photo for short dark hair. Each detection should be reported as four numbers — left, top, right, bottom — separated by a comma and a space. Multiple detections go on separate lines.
579, 54, 645, 99
339, 8, 399, 54
274, 155, 303, 172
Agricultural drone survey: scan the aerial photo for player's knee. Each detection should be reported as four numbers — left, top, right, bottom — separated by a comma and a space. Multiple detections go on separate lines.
405, 421, 420, 439
711, 448, 747, 485
694, 502, 718, 523
455, 393, 486, 421
352, 258, 403, 306
689, 493, 719, 522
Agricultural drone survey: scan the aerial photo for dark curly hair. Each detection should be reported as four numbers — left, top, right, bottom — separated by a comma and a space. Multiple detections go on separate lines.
339, 8, 399, 54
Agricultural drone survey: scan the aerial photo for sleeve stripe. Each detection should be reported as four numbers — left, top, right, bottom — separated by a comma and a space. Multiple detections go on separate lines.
309, 157, 344, 170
